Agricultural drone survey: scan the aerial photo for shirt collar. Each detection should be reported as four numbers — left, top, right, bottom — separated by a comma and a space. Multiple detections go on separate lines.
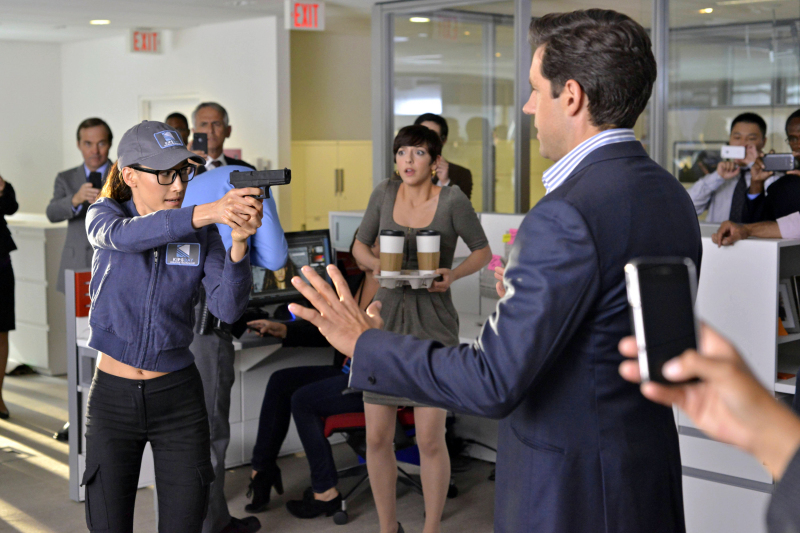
206, 154, 226, 168
541, 128, 637, 194
84, 160, 109, 178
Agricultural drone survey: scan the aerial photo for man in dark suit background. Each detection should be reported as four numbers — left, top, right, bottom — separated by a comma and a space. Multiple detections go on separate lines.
188, 101, 261, 533
46, 118, 113, 294
191, 101, 255, 174
414, 113, 473, 199
289, 9, 701, 533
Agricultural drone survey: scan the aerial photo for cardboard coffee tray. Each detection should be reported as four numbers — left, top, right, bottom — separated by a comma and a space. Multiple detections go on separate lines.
375, 270, 439, 289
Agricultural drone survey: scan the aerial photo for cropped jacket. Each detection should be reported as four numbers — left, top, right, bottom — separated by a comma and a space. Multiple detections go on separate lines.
85, 197, 252, 372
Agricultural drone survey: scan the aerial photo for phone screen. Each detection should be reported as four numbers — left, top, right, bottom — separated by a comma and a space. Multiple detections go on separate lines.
192, 133, 208, 153
636, 262, 697, 384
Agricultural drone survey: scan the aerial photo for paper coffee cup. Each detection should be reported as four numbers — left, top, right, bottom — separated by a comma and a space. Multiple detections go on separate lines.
416, 230, 440, 275
380, 229, 404, 277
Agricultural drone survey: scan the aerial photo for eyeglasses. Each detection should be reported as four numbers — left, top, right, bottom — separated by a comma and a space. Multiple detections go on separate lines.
787, 136, 800, 146
133, 165, 195, 185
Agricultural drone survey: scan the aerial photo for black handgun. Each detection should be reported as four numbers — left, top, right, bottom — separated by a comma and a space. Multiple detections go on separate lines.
229, 168, 291, 199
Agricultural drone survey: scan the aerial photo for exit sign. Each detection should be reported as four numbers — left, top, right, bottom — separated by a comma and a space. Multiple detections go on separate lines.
285, 1, 325, 31
130, 29, 162, 54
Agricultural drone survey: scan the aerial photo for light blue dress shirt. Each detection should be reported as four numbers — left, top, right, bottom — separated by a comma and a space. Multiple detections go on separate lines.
183, 165, 288, 270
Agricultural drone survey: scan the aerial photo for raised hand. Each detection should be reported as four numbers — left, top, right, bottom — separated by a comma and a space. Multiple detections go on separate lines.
288, 265, 384, 357
716, 160, 740, 180
72, 182, 101, 206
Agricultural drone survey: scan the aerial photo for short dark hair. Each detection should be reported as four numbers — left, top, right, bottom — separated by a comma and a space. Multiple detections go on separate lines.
529, 9, 656, 130
77, 118, 112, 144
193, 102, 229, 127
731, 112, 767, 138
166, 112, 189, 126
414, 113, 449, 142
785, 110, 800, 133
393, 125, 443, 163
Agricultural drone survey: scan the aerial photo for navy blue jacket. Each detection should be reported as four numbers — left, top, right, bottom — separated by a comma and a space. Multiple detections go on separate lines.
351, 141, 701, 533
86, 197, 252, 372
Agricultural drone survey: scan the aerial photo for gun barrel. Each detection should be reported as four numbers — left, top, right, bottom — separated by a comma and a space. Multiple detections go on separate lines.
229, 168, 291, 187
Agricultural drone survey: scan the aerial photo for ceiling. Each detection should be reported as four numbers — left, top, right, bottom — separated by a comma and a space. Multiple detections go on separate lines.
1, 0, 797, 43
0, 0, 378, 42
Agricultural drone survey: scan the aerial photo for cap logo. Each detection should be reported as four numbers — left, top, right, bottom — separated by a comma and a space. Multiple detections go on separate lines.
154, 130, 184, 149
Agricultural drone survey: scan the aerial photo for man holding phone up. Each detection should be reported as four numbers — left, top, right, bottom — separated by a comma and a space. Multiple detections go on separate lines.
46, 118, 114, 294
687, 113, 774, 223
191, 102, 255, 174
287, 10, 702, 533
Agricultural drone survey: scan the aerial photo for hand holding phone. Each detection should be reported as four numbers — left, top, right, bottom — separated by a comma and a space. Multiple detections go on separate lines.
625, 258, 699, 385
192, 132, 208, 154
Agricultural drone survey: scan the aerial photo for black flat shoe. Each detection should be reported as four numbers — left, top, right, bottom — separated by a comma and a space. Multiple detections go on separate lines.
220, 516, 261, 533
0, 408, 8, 420
285, 491, 342, 519
54, 422, 69, 441
245, 466, 284, 513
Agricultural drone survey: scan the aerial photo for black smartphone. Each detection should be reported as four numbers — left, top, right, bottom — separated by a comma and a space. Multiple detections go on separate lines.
625, 257, 699, 385
192, 132, 208, 153
88, 171, 103, 190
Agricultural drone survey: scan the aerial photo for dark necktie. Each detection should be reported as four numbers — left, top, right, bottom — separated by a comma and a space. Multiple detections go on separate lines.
728, 169, 748, 223
210, 160, 223, 169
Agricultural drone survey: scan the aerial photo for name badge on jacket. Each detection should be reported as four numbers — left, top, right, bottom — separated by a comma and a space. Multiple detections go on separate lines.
166, 243, 200, 266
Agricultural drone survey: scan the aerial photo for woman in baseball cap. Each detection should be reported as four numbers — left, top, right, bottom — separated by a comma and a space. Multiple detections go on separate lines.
80, 120, 263, 532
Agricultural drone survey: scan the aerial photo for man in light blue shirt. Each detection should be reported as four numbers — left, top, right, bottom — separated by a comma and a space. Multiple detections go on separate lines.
183, 163, 287, 533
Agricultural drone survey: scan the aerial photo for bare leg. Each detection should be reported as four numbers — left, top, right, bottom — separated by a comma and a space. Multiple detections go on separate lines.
0, 332, 8, 413
365, 403, 400, 533
414, 407, 450, 533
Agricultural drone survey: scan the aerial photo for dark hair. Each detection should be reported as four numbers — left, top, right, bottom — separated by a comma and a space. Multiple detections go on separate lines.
731, 112, 767, 138
166, 112, 189, 126
785, 110, 800, 133
192, 102, 229, 127
529, 9, 656, 129
77, 117, 113, 144
392, 125, 443, 164
99, 161, 131, 203
414, 113, 449, 142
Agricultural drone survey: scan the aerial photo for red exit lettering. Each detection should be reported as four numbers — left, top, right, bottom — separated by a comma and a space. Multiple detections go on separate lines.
132, 31, 160, 53
294, 3, 319, 29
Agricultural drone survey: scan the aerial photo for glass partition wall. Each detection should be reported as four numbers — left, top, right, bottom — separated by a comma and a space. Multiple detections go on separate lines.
374, 0, 800, 213
392, 4, 516, 213
669, 1, 800, 187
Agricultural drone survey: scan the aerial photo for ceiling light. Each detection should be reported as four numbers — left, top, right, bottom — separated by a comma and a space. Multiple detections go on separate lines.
495, 52, 502, 57
90, 20, 110, 25
716, 0, 778, 5
410, 17, 430, 23
464, 31, 470, 36
699, 7, 714, 13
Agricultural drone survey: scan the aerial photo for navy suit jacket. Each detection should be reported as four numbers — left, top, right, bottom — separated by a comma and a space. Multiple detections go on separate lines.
351, 141, 702, 533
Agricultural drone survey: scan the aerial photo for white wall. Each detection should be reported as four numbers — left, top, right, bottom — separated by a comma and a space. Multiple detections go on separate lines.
59, 16, 290, 207
0, 41, 63, 214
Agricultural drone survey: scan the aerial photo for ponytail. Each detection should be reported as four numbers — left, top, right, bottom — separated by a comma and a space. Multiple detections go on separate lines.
100, 161, 132, 203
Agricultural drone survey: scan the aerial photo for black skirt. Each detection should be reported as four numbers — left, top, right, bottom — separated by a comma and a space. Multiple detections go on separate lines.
0, 256, 14, 332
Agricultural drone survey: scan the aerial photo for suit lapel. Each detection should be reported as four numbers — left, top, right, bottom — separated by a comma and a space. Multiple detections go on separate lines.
70, 165, 86, 193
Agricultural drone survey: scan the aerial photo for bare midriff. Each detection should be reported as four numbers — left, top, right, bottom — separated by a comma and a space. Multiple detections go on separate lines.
96, 352, 169, 380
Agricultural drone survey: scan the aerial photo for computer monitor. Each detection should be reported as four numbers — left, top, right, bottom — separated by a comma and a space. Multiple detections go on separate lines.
249, 229, 333, 305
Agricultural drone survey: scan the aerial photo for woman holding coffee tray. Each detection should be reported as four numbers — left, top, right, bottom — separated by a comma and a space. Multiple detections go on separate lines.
352, 125, 491, 533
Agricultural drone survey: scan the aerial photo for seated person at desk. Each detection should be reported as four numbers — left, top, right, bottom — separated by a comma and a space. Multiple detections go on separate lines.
244, 236, 379, 519
687, 112, 772, 223
741, 109, 800, 224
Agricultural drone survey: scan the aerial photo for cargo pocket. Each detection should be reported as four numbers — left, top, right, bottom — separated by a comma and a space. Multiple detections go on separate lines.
197, 460, 215, 520
81, 464, 109, 530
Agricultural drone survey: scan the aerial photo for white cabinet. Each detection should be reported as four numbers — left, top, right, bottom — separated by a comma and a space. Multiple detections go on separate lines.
7, 215, 68, 375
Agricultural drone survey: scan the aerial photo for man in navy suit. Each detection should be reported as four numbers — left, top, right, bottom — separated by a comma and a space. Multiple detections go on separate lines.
290, 9, 701, 533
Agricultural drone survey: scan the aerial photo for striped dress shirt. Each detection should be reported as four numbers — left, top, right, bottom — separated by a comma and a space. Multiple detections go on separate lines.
542, 128, 638, 194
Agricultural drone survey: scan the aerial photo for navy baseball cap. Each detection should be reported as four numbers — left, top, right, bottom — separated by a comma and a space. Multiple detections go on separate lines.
117, 120, 204, 170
